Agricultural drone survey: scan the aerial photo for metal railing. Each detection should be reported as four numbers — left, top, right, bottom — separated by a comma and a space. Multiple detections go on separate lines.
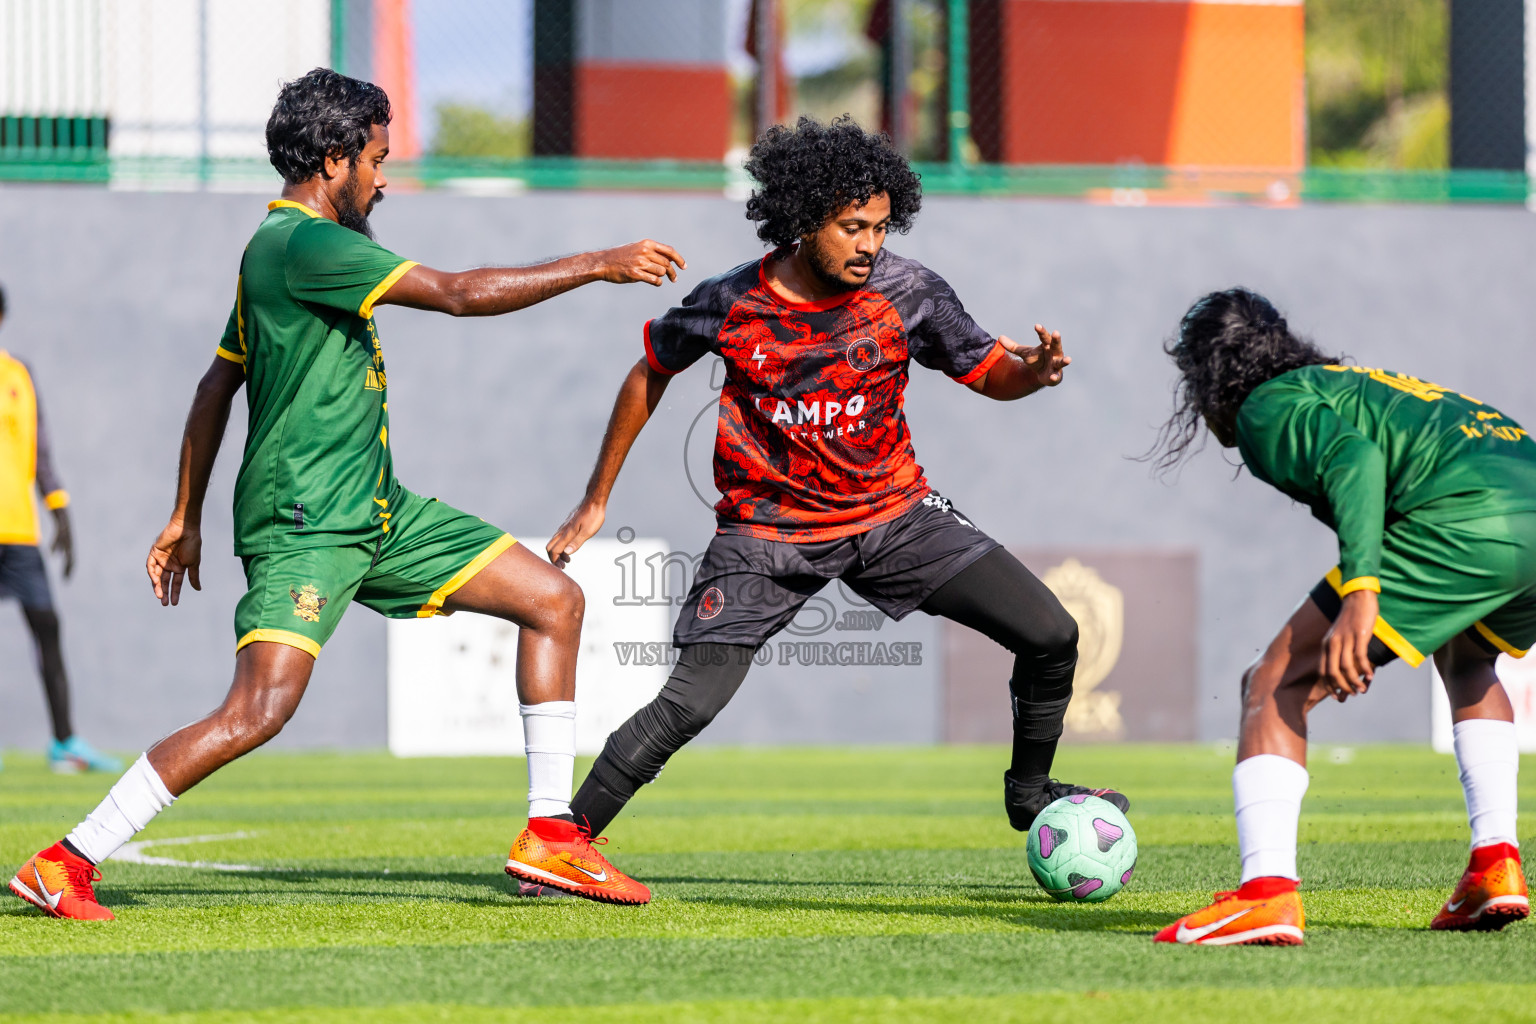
0, 0, 1525, 205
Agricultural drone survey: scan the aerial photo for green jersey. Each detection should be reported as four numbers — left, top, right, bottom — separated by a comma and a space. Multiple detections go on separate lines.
216, 200, 419, 555
1237, 364, 1536, 591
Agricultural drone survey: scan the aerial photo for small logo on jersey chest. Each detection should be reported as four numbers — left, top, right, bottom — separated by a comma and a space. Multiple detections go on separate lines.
846, 338, 881, 372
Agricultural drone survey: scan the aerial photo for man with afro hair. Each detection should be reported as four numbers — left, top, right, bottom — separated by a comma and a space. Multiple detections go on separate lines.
547, 117, 1128, 889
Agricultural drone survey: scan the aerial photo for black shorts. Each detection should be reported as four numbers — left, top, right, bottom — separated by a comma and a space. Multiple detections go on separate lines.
674, 492, 999, 647
0, 544, 53, 611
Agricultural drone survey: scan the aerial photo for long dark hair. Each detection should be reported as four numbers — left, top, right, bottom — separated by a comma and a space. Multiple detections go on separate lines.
1150, 288, 1341, 473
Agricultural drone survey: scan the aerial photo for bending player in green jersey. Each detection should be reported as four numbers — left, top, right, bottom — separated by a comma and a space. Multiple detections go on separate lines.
1151, 288, 1530, 947
7, 69, 682, 921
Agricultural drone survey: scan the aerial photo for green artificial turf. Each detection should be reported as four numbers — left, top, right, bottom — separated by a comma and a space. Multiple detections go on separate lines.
0, 745, 1531, 1022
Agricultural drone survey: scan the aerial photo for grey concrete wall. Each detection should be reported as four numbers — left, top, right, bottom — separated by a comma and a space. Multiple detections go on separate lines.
1, 185, 1531, 752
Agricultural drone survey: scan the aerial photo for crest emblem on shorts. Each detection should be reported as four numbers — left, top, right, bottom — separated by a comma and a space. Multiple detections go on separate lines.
846, 338, 881, 372
290, 584, 327, 623
697, 586, 726, 620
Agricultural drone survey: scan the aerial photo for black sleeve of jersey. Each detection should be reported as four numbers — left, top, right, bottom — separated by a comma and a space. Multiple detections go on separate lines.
877, 253, 1002, 384
644, 261, 757, 376
21, 360, 65, 500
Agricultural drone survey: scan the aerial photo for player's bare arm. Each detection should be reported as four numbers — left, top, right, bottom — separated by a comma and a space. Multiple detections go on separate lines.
383, 240, 686, 317
547, 358, 672, 566
274, 121, 684, 316
970, 325, 1071, 400
147, 355, 244, 606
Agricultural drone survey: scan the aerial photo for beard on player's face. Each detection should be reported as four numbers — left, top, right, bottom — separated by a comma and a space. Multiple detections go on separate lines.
802, 231, 875, 293
335, 160, 383, 240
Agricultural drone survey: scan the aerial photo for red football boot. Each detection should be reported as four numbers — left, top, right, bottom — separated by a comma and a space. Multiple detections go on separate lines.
1154, 876, 1304, 946
504, 817, 650, 905
9, 842, 114, 921
1431, 842, 1529, 932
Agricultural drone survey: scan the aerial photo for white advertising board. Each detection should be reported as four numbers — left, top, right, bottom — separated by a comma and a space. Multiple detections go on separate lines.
1431, 653, 1536, 753
387, 538, 671, 756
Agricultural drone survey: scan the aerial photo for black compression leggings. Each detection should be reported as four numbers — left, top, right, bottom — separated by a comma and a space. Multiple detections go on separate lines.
570, 547, 1077, 835
23, 607, 73, 742
920, 548, 1078, 785
572, 643, 754, 834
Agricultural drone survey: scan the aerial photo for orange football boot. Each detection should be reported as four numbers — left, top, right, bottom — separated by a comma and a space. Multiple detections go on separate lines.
1154, 876, 1304, 946
9, 842, 114, 921
1431, 842, 1528, 932
504, 817, 650, 905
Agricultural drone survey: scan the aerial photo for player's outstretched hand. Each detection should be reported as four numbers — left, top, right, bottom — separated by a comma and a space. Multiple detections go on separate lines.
147, 518, 202, 607
547, 501, 606, 569
1319, 590, 1376, 700
596, 240, 687, 287
1000, 325, 1070, 388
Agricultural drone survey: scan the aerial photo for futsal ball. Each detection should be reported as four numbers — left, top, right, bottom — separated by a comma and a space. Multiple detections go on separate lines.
1025, 794, 1137, 903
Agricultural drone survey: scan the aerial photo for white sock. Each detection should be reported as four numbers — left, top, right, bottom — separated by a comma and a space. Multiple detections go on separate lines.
1233, 754, 1310, 883
1453, 718, 1520, 849
65, 753, 176, 864
521, 701, 577, 819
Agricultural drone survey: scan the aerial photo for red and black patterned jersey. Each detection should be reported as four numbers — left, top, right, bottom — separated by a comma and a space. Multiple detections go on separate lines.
644, 247, 1004, 541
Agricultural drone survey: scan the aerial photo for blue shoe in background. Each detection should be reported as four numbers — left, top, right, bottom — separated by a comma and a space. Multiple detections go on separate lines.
49, 737, 123, 774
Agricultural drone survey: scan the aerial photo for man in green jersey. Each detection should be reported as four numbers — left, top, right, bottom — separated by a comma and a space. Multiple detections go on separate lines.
1147, 288, 1529, 946
8, 69, 682, 921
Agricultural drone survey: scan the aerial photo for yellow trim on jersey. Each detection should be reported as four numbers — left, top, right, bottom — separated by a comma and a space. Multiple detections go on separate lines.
1371, 616, 1425, 667
358, 260, 420, 319
1337, 575, 1381, 596
43, 490, 68, 511
236, 628, 321, 659
235, 274, 246, 355
267, 199, 322, 218
416, 534, 517, 618
214, 346, 246, 366
1474, 620, 1530, 658
1324, 567, 1423, 666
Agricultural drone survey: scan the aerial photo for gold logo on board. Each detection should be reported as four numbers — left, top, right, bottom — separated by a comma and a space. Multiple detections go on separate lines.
1042, 558, 1125, 738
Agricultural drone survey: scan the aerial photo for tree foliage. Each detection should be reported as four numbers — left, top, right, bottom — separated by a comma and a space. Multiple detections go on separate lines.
1307, 0, 1448, 169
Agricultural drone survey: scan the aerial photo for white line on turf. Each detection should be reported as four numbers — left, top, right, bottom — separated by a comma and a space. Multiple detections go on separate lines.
110, 831, 286, 872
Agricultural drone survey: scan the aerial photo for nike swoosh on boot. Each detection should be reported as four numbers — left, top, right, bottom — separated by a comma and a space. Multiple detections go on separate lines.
1175, 906, 1254, 943
566, 861, 609, 882
33, 866, 62, 911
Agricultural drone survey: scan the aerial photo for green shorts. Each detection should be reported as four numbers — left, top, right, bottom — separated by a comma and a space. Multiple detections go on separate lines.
234, 488, 514, 658
1311, 511, 1536, 667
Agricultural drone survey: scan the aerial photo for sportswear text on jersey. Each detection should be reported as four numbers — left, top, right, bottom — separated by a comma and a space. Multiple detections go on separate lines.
644, 248, 1004, 542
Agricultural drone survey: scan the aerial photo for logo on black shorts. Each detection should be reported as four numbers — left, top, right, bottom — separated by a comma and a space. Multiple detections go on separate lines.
697, 586, 726, 620
290, 584, 328, 623
846, 338, 881, 372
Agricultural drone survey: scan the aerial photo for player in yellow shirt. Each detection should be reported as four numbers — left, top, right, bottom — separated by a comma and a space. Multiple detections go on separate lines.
0, 285, 121, 775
